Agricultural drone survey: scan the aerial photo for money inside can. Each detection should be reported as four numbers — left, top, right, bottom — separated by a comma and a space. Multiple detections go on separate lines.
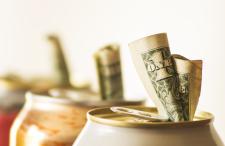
128, 33, 203, 122
94, 44, 123, 100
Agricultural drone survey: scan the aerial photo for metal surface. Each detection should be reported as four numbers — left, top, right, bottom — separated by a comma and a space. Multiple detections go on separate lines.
88, 106, 213, 128
73, 106, 223, 146
10, 92, 144, 146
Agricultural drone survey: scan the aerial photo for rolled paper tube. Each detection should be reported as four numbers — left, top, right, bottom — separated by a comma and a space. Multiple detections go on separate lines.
94, 44, 123, 100
129, 33, 184, 122
173, 54, 202, 120
47, 34, 70, 87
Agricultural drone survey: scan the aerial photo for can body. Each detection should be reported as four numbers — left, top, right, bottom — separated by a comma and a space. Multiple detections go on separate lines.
73, 107, 224, 146
0, 111, 18, 146
10, 93, 144, 146
10, 93, 90, 146
0, 90, 25, 146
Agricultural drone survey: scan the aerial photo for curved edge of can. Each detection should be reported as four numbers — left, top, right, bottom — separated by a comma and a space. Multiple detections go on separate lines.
25, 92, 145, 108
87, 106, 214, 128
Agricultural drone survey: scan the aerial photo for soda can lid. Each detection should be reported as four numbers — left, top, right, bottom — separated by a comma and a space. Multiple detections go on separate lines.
87, 106, 214, 128
110, 107, 169, 122
49, 88, 145, 107
28, 90, 144, 109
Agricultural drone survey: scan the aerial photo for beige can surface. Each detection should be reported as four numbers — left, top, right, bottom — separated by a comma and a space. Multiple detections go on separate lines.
10, 92, 144, 146
73, 106, 224, 146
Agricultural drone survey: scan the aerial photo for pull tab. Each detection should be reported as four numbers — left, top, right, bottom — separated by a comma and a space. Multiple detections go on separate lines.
110, 107, 169, 122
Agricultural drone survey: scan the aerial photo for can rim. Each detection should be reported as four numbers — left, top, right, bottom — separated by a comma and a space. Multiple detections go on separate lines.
26, 92, 145, 108
87, 106, 214, 128
0, 78, 29, 91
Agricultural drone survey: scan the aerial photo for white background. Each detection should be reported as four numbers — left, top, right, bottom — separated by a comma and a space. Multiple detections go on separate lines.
1, 0, 225, 142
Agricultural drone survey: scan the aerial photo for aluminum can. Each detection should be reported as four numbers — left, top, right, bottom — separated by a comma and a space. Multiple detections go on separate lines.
10, 92, 144, 146
73, 106, 224, 146
0, 78, 28, 146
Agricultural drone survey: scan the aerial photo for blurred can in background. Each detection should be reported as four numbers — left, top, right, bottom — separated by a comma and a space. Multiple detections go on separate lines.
10, 91, 144, 146
0, 77, 28, 146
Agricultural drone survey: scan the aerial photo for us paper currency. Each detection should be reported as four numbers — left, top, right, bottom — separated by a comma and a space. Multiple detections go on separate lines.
48, 34, 70, 87
129, 33, 184, 121
94, 44, 123, 100
173, 54, 202, 120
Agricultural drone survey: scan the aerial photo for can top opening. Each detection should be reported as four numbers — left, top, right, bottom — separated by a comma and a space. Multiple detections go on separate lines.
87, 106, 214, 128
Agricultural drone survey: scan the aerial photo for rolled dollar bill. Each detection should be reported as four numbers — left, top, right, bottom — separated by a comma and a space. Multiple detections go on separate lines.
128, 33, 184, 122
173, 54, 202, 120
94, 44, 123, 100
47, 34, 70, 87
